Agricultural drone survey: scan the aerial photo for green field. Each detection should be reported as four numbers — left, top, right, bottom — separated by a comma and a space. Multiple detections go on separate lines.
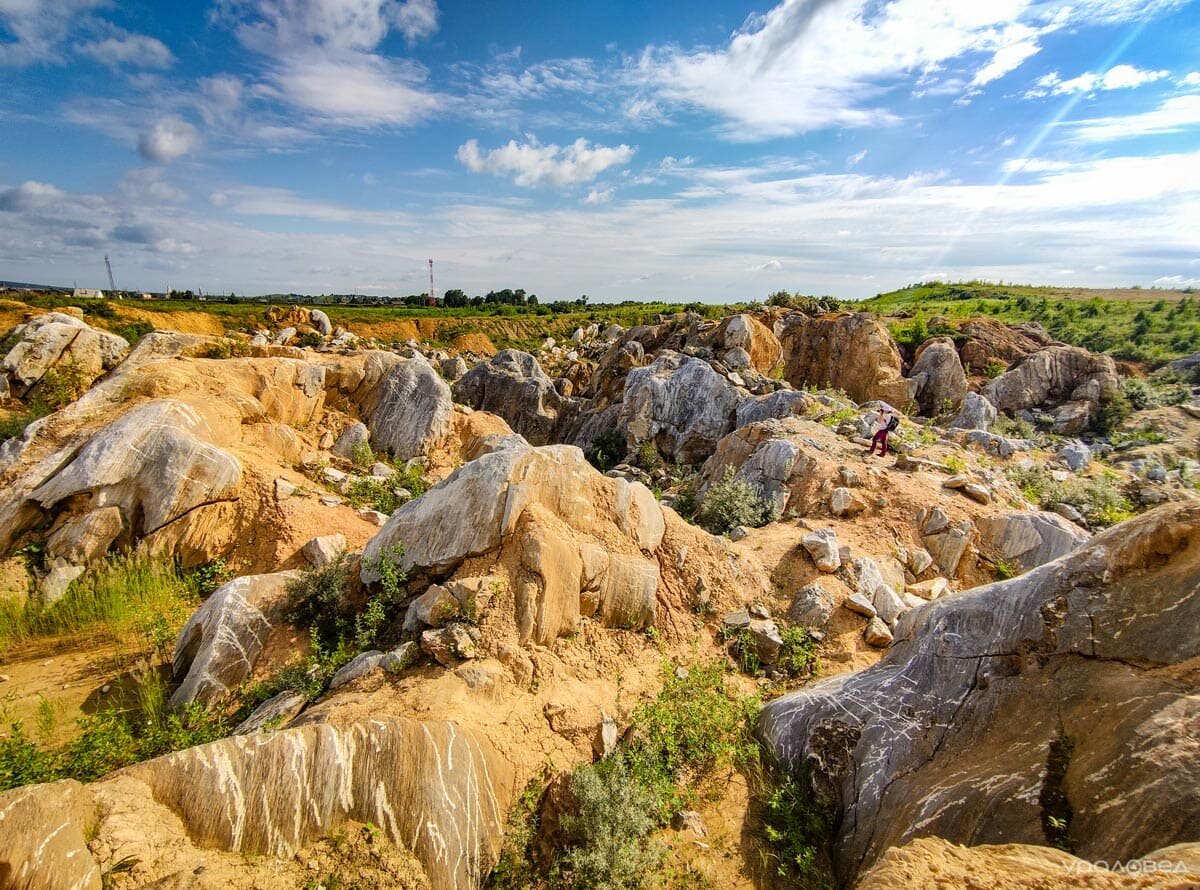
860, 281, 1200, 363
5, 279, 1199, 364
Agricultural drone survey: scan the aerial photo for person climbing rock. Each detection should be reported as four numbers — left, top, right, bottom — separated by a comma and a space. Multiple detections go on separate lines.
867, 404, 899, 456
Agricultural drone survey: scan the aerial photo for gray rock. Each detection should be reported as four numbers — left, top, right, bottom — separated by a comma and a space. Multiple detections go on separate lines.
381, 641, 419, 673
964, 429, 1030, 459
729, 525, 750, 542
789, 582, 834, 628
830, 487, 867, 517
759, 502, 1200, 884
233, 689, 306, 735
724, 347, 752, 369
308, 309, 332, 337
982, 346, 1119, 418
962, 482, 991, 504
453, 350, 563, 445
908, 337, 967, 417
1057, 442, 1091, 472
947, 392, 997, 431
872, 584, 907, 628
440, 356, 469, 381
329, 650, 386, 690
1, 312, 128, 393
801, 528, 841, 573
922, 520, 972, 577
619, 351, 741, 465
723, 609, 752, 630
863, 616, 893, 647
403, 583, 461, 632
907, 548, 933, 576
844, 592, 877, 618
421, 624, 477, 667
362, 353, 454, 460
331, 422, 367, 460
975, 512, 1089, 572
170, 572, 300, 707
735, 390, 813, 427
302, 534, 345, 567
747, 618, 785, 664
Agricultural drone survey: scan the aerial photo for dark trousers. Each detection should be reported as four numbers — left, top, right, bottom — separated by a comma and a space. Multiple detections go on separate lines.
869, 429, 889, 456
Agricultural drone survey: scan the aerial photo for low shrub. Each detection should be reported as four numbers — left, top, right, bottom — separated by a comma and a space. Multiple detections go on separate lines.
695, 468, 778, 535
586, 428, 626, 473
762, 767, 835, 885
1009, 465, 1134, 527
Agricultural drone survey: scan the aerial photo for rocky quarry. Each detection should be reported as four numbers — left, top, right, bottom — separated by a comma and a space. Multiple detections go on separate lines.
0, 302, 1198, 889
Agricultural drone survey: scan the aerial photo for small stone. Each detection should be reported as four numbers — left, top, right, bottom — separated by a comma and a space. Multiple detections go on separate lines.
274, 478, 297, 501
672, 810, 708, 837
748, 602, 770, 620
421, 624, 477, 667
907, 548, 934, 576
381, 642, 419, 673
357, 508, 389, 526
322, 467, 347, 485
729, 525, 750, 542
328, 651, 385, 690
962, 483, 992, 504
872, 584, 907, 627
722, 609, 751, 630
844, 592, 877, 618
830, 487, 867, 517
674, 666, 690, 680
942, 475, 969, 490
100, 683, 111, 694
801, 528, 841, 573
596, 714, 619, 758
838, 465, 861, 487
1052, 503, 1087, 526
370, 462, 393, 478
864, 617, 894, 648
403, 584, 461, 632
908, 577, 949, 600
747, 618, 784, 664
789, 582, 834, 628
319, 495, 342, 507
302, 534, 346, 567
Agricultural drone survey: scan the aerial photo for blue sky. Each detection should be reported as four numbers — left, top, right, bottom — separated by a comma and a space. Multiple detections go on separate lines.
1, 0, 1198, 300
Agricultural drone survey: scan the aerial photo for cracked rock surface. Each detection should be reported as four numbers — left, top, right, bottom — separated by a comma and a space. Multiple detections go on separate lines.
760, 501, 1200, 884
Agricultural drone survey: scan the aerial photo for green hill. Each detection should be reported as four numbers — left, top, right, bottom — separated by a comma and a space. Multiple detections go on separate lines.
859, 281, 1200, 364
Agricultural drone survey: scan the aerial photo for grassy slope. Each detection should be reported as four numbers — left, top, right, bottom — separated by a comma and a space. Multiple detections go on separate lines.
859, 281, 1200, 363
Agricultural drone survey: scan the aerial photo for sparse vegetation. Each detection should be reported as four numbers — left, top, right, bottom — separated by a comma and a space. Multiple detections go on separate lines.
761, 767, 836, 886
1009, 465, 1134, 527
695, 468, 779, 535
344, 461, 428, 514
586, 428, 627, 473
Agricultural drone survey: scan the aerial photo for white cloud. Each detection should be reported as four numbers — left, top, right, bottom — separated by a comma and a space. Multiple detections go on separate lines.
1181, 72, 1200, 87
847, 150, 868, 168
225, 0, 438, 55
457, 137, 635, 188
631, 0, 1186, 140
584, 187, 614, 205
752, 259, 783, 272
265, 53, 440, 125
1067, 94, 1200, 141
1001, 157, 1075, 174
0, 0, 106, 65
0, 180, 67, 211
75, 28, 174, 69
209, 185, 410, 225
1154, 275, 1200, 288
1025, 63, 1169, 97
215, 0, 442, 127
138, 116, 200, 162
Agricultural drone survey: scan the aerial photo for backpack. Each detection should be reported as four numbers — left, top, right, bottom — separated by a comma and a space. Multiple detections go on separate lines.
886, 414, 900, 432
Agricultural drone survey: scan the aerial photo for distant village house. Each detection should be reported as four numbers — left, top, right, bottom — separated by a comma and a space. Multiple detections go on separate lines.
72, 288, 105, 299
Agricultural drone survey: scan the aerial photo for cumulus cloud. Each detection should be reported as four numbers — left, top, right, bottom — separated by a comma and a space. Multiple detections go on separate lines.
225, 0, 438, 54
752, 259, 783, 272
0, 180, 67, 211
1154, 275, 1200, 288
457, 137, 636, 188
75, 28, 174, 69
138, 116, 200, 162
584, 186, 613, 205
216, 0, 443, 126
632, 0, 1186, 139
1182, 72, 1200, 87
1025, 63, 1170, 98
1067, 94, 1200, 141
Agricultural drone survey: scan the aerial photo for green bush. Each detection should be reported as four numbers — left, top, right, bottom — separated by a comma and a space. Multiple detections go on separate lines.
586, 429, 626, 473
776, 626, 820, 679
762, 768, 835, 885
345, 462, 427, 515
633, 439, 662, 474
1121, 376, 1188, 411
285, 554, 354, 649
0, 406, 45, 442
559, 754, 663, 890
1009, 465, 1134, 527
1092, 389, 1132, 437
695, 468, 778, 535
36, 361, 91, 408
349, 439, 374, 468
991, 414, 1035, 439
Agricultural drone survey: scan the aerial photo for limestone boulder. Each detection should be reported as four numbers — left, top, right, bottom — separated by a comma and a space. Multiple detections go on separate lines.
760, 502, 1200, 884
981, 346, 1120, 425
360, 352, 454, 460
956, 318, 1057, 375
618, 351, 741, 464
453, 349, 564, 445
947, 391, 997, 430
308, 309, 332, 337
1, 312, 128, 395
735, 390, 814, 428
112, 717, 514, 890
170, 571, 300, 707
778, 312, 913, 406
714, 314, 781, 373
30, 399, 242, 538
362, 444, 664, 645
976, 511, 1089, 572
45, 506, 124, 565
0, 780, 101, 890
697, 416, 833, 517
908, 337, 967, 416
859, 836, 1200, 889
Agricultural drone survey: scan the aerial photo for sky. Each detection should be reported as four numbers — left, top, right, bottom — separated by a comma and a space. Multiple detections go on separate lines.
1, 0, 1199, 301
